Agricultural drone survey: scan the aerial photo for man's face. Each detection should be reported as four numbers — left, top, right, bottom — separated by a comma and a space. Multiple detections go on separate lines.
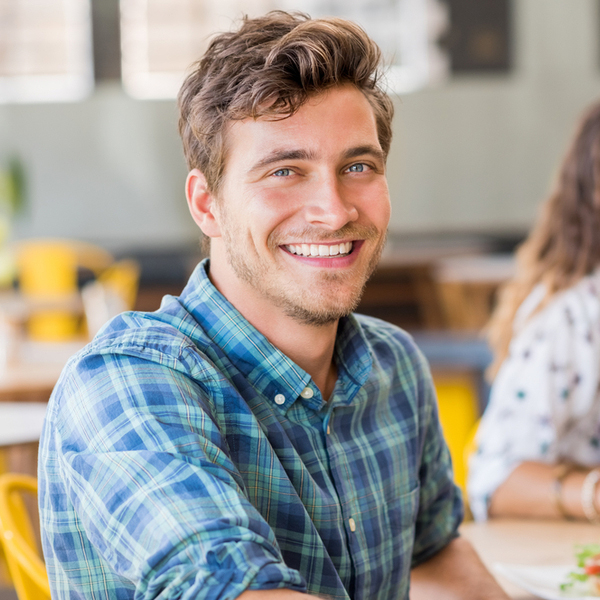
202, 84, 391, 326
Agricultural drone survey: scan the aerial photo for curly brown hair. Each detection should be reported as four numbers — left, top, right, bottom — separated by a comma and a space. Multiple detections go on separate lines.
177, 11, 394, 194
488, 100, 600, 377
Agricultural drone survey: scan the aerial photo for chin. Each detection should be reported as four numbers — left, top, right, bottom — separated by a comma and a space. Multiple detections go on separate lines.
284, 306, 353, 327
281, 290, 363, 327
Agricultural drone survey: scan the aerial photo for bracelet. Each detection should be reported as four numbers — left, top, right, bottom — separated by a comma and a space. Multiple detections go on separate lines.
552, 464, 575, 518
581, 469, 600, 524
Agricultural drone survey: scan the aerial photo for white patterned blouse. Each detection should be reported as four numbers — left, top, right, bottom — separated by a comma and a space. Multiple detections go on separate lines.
467, 268, 600, 521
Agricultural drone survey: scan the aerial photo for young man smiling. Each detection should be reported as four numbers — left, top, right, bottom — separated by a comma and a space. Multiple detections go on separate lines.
187, 83, 389, 400
39, 12, 509, 600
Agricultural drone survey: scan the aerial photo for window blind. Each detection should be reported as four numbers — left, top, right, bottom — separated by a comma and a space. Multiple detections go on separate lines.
120, 0, 448, 99
0, 0, 94, 103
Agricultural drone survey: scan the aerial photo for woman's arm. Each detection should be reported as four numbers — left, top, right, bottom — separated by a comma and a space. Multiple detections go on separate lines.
489, 461, 600, 520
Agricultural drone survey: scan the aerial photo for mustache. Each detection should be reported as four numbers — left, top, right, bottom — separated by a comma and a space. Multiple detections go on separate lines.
269, 223, 381, 247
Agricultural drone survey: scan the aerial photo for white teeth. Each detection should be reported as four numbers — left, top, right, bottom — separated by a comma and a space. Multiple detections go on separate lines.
284, 241, 353, 257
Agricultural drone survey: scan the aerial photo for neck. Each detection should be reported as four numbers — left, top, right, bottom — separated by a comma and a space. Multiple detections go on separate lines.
207, 259, 339, 400
234, 298, 339, 400
262, 313, 339, 400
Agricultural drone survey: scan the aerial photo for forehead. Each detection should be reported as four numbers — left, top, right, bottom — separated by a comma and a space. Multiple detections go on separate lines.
223, 85, 381, 167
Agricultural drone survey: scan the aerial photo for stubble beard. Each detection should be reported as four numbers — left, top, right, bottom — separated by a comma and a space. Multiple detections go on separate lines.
221, 222, 386, 327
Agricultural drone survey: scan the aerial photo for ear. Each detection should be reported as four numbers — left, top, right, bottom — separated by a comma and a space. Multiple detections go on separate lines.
186, 169, 222, 238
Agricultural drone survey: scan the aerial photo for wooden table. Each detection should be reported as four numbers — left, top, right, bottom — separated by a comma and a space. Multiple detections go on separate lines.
0, 339, 83, 402
0, 339, 83, 479
0, 402, 49, 478
461, 519, 600, 598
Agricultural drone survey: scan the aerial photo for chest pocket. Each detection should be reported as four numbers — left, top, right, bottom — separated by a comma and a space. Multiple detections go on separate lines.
388, 484, 420, 533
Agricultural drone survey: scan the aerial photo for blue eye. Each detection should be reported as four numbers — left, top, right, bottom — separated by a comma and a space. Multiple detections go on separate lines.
273, 168, 292, 177
348, 163, 366, 173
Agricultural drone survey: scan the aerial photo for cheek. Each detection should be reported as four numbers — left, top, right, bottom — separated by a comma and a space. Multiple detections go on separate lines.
360, 182, 391, 227
236, 190, 296, 250
380, 197, 392, 225
246, 188, 303, 225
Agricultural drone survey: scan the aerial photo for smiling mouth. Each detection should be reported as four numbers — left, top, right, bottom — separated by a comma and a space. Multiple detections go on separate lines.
283, 242, 354, 257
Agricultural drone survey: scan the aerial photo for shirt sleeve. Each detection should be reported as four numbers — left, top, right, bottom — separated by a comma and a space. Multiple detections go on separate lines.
467, 282, 600, 521
411, 350, 463, 567
48, 347, 306, 600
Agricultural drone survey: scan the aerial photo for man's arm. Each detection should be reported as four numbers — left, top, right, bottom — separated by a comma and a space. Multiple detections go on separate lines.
240, 591, 320, 599
410, 537, 509, 600
240, 537, 510, 600
43, 345, 307, 599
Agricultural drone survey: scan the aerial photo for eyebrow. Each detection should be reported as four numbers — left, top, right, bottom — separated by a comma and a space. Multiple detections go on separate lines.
343, 145, 385, 162
248, 149, 317, 173
248, 144, 385, 174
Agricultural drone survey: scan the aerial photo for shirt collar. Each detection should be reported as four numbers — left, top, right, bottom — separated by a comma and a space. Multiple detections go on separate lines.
334, 314, 373, 405
180, 259, 372, 412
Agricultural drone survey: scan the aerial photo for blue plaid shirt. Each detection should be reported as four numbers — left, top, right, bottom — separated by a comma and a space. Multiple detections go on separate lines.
39, 259, 462, 600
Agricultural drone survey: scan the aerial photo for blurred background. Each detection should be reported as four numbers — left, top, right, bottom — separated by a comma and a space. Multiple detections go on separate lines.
1, 0, 596, 247
0, 0, 596, 325
1, 0, 599, 499
0, 3, 598, 591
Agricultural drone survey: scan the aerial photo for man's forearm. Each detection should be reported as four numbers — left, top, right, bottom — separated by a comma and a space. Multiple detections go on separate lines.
410, 537, 510, 600
239, 589, 322, 599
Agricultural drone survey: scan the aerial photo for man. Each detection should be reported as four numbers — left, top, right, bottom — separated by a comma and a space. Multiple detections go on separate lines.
39, 12, 509, 600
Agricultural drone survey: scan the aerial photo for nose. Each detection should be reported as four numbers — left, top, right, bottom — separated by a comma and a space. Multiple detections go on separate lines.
304, 176, 359, 231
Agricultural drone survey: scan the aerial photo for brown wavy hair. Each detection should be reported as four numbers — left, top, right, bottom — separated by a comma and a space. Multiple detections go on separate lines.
488, 100, 600, 377
177, 11, 394, 194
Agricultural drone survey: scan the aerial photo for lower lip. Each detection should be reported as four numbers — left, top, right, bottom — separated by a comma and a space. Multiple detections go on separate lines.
280, 241, 364, 268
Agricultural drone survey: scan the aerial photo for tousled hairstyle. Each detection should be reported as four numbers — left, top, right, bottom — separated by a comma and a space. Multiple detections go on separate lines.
178, 11, 394, 194
487, 100, 600, 377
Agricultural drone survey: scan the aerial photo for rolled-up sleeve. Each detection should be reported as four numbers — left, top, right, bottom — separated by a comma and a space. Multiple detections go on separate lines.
44, 348, 306, 600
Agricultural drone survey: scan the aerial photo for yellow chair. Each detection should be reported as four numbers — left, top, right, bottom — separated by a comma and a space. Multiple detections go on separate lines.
0, 474, 50, 600
14, 239, 114, 341
81, 259, 141, 337
434, 375, 479, 492
97, 259, 140, 311
463, 418, 480, 480
460, 418, 481, 520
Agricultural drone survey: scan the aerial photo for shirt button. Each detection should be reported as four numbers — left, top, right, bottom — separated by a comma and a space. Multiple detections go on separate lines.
274, 394, 286, 405
300, 386, 314, 399
349, 518, 356, 532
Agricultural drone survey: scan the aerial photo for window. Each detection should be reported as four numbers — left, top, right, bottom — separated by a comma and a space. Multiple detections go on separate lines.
120, 0, 260, 99
0, 0, 94, 103
120, 0, 449, 99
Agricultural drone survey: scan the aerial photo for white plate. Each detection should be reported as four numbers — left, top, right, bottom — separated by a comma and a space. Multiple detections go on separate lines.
494, 563, 599, 600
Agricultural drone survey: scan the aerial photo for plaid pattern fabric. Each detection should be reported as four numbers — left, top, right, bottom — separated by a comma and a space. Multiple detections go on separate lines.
39, 259, 462, 600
